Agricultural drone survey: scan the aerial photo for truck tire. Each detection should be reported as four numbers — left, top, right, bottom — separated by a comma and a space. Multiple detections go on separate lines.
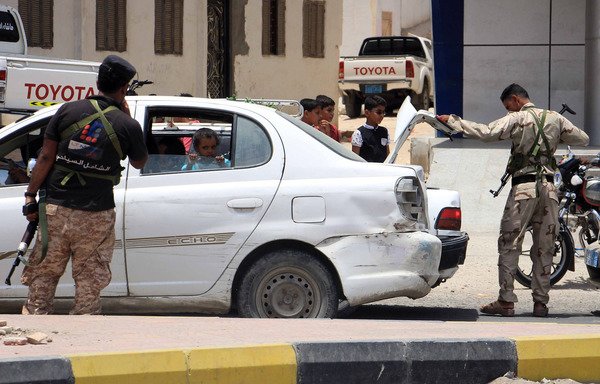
236, 249, 339, 318
345, 93, 362, 118
415, 82, 431, 111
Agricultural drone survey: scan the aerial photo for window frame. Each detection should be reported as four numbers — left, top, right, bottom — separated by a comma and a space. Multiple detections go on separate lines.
261, 0, 285, 56
154, 0, 184, 55
96, 0, 128, 52
18, 0, 53, 49
302, 0, 325, 58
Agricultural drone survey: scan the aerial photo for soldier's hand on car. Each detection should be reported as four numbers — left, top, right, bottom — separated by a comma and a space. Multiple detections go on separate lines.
437, 115, 450, 123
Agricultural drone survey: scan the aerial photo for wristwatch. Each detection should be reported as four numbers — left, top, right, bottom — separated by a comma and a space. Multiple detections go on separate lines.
24, 191, 37, 198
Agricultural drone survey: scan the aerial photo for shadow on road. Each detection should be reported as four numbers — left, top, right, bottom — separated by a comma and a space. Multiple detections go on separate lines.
552, 276, 600, 291
346, 304, 479, 321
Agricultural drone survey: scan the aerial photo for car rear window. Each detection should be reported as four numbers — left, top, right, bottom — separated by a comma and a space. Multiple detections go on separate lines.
360, 37, 426, 58
0, 11, 20, 43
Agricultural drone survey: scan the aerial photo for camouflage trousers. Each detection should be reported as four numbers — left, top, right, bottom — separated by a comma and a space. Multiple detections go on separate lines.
21, 204, 116, 315
497, 180, 558, 304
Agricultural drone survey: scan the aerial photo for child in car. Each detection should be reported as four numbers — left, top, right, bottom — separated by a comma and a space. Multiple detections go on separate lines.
182, 127, 231, 170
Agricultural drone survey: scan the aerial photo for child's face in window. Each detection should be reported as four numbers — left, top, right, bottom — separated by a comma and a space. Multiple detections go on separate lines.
195, 137, 218, 157
320, 105, 335, 123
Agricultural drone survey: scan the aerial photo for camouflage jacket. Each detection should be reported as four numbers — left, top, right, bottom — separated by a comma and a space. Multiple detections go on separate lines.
446, 103, 590, 177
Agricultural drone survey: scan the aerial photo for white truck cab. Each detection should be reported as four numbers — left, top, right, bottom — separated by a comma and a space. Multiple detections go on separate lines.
0, 5, 26, 55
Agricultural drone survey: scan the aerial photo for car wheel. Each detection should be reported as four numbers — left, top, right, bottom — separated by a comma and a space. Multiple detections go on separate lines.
415, 82, 431, 110
236, 249, 338, 318
345, 93, 362, 118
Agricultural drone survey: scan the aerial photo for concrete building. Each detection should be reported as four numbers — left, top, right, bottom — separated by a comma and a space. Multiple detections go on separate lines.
7, 0, 342, 105
433, 0, 586, 129
340, 0, 431, 57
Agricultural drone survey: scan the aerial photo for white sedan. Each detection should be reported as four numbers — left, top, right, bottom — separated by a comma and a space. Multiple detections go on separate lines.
0, 96, 466, 318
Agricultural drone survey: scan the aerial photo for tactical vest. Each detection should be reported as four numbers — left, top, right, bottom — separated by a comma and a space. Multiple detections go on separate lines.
506, 109, 557, 177
358, 126, 388, 162
55, 99, 124, 186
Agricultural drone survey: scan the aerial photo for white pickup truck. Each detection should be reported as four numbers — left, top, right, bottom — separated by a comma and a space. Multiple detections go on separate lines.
0, 4, 99, 115
339, 35, 434, 118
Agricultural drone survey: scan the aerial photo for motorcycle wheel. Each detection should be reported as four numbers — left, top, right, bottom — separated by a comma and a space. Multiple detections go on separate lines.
515, 226, 574, 288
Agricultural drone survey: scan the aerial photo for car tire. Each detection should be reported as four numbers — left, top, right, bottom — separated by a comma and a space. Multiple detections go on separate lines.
345, 93, 362, 118
236, 249, 338, 318
415, 82, 431, 111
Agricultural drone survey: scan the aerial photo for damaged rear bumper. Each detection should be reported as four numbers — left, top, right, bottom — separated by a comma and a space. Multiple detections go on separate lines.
316, 231, 442, 306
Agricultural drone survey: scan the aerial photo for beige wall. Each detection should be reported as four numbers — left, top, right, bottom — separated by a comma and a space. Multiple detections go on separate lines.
4, 0, 341, 104
234, 1, 342, 104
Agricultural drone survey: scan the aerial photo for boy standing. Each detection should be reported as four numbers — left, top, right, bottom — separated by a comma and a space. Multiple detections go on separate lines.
300, 98, 321, 127
351, 95, 390, 162
315, 95, 340, 142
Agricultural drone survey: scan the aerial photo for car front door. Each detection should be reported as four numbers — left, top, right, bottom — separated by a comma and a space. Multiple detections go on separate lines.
122, 103, 283, 296
0, 111, 129, 298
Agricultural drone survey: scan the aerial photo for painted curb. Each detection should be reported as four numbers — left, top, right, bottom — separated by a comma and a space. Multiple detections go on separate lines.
1, 337, 600, 383
68, 344, 296, 384
294, 339, 516, 384
514, 334, 600, 383
0, 356, 74, 384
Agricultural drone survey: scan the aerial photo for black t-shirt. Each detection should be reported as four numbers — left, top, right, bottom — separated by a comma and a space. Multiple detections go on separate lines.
44, 96, 147, 211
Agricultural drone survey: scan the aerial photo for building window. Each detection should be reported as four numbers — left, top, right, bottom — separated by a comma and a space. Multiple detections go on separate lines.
262, 0, 285, 56
155, 0, 183, 55
18, 0, 53, 49
302, 0, 324, 58
96, 0, 127, 52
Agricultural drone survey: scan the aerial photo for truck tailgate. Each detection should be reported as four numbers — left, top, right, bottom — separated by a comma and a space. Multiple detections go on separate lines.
340, 56, 407, 83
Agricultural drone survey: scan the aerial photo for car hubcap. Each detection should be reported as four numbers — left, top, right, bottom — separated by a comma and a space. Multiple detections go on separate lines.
256, 267, 321, 318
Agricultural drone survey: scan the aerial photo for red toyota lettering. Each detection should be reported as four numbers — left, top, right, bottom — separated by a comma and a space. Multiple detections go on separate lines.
24, 83, 35, 99
354, 66, 398, 76
61, 85, 74, 101
35, 84, 49, 100
49, 84, 62, 100
85, 87, 95, 98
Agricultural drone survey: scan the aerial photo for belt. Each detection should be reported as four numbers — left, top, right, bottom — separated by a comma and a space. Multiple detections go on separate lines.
512, 174, 553, 186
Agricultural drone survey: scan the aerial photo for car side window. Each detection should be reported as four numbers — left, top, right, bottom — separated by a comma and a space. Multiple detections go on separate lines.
234, 116, 271, 167
142, 110, 233, 175
0, 117, 48, 187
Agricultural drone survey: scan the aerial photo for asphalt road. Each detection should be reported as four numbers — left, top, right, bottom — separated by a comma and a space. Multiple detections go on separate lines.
347, 232, 600, 324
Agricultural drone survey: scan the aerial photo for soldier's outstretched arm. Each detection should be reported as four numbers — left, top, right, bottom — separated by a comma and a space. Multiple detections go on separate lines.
444, 114, 514, 142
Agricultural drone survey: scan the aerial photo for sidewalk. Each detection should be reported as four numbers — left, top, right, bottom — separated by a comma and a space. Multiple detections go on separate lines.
1, 314, 600, 384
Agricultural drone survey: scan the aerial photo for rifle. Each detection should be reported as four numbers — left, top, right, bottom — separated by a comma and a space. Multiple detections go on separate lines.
489, 171, 511, 198
5, 220, 38, 286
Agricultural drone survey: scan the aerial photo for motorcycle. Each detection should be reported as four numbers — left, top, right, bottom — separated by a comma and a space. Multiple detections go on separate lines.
516, 146, 600, 287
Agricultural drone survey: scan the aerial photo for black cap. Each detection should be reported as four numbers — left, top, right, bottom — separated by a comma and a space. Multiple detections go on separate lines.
98, 55, 136, 85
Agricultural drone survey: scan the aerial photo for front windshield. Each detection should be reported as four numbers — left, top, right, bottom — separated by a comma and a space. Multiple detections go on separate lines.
277, 111, 365, 162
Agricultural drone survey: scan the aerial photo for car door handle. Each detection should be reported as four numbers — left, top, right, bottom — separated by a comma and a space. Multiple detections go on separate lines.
227, 198, 263, 209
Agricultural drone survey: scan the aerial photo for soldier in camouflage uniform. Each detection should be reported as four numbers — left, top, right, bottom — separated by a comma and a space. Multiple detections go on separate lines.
438, 84, 589, 317
21, 55, 148, 315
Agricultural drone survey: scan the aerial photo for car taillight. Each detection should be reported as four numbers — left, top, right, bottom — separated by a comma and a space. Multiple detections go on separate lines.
338, 60, 344, 80
0, 69, 6, 81
435, 207, 461, 230
405, 61, 414, 78
396, 177, 425, 226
